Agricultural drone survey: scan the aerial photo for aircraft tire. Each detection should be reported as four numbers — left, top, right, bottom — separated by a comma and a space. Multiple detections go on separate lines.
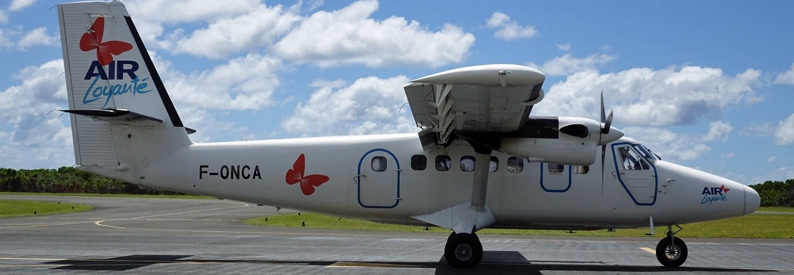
444, 232, 483, 268
656, 236, 687, 267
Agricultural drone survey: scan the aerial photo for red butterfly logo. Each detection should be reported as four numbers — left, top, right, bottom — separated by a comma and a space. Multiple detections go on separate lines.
720, 184, 730, 193
285, 154, 329, 196
80, 17, 133, 66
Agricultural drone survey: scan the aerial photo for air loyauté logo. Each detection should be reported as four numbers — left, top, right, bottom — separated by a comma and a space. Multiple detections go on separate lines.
80, 17, 151, 108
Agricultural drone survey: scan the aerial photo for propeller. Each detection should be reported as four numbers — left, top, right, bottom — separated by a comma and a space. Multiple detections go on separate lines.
599, 90, 614, 195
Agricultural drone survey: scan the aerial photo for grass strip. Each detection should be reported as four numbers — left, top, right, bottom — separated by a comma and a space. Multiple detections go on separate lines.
244, 212, 794, 238
0, 192, 212, 199
759, 207, 794, 212
0, 200, 93, 218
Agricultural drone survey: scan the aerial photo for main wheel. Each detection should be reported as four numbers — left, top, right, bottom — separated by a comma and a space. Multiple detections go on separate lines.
656, 236, 688, 267
444, 232, 483, 268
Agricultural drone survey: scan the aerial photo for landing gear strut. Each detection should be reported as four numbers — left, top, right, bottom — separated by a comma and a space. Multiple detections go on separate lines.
656, 225, 687, 267
444, 232, 483, 268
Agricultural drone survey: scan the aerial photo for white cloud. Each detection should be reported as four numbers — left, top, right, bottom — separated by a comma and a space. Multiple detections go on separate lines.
767, 156, 777, 162
720, 152, 734, 159
9, 0, 36, 11
0, 26, 58, 50
273, 0, 474, 68
739, 123, 775, 137
125, 0, 264, 46
767, 167, 794, 182
127, 0, 474, 67
623, 127, 710, 161
0, 59, 74, 168
0, 59, 67, 119
486, 12, 537, 40
166, 4, 301, 59
0, 9, 8, 25
486, 12, 538, 40
556, 43, 571, 51
16, 27, 58, 49
304, 0, 324, 12
0, 28, 12, 48
281, 76, 417, 136
0, 53, 283, 168
773, 63, 794, 85
158, 53, 283, 110
486, 12, 509, 27
703, 121, 733, 142
533, 65, 762, 127
528, 53, 615, 76
127, 0, 261, 23
774, 114, 794, 145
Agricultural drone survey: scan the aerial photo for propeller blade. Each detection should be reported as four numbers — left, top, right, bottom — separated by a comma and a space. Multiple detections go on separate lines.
600, 90, 606, 123
601, 144, 606, 195
599, 90, 611, 195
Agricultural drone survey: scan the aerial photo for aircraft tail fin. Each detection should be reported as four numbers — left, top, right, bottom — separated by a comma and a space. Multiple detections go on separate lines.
58, 1, 191, 181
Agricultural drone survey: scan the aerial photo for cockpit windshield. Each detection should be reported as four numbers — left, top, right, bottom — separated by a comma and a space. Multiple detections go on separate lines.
633, 144, 658, 163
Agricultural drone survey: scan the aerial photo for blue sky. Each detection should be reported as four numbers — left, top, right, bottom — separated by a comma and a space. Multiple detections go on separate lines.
0, 0, 792, 184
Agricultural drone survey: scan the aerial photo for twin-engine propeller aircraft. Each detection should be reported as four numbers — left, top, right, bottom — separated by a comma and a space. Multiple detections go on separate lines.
56, 1, 760, 268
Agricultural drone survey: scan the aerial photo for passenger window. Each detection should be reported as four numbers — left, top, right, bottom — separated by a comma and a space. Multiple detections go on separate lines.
574, 165, 589, 174
548, 163, 564, 174
435, 155, 451, 171
371, 156, 387, 172
411, 155, 427, 171
460, 156, 475, 172
507, 157, 523, 173
489, 157, 498, 172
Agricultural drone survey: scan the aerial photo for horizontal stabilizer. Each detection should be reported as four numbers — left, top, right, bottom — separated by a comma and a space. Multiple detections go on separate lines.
61, 109, 162, 126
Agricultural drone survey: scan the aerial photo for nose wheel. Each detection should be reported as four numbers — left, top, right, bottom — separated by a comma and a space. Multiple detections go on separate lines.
444, 232, 483, 268
656, 225, 687, 267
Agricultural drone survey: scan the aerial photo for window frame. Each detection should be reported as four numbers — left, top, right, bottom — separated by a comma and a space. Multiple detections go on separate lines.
507, 156, 524, 173
411, 154, 427, 171
371, 156, 387, 172
435, 155, 452, 171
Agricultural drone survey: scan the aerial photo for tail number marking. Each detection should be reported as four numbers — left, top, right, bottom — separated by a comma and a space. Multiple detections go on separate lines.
199, 165, 261, 180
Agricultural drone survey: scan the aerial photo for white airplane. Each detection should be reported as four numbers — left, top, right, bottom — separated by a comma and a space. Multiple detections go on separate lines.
56, 1, 760, 269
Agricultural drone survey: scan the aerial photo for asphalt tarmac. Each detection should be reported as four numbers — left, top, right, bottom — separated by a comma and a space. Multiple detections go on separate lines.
1, 195, 792, 274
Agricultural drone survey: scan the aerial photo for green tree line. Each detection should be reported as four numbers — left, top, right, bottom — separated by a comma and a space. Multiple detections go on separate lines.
750, 179, 794, 207
1, 167, 792, 206
0, 167, 184, 195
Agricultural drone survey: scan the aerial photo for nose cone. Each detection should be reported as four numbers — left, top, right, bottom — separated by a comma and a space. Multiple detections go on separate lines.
744, 186, 760, 215
599, 126, 624, 145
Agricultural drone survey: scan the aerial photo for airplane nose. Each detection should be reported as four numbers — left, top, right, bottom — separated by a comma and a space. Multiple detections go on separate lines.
744, 185, 760, 215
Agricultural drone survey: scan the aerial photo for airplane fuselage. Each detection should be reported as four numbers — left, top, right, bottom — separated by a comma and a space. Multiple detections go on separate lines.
128, 133, 753, 230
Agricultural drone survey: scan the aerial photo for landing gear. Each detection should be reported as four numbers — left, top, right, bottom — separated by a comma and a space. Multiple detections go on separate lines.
444, 232, 483, 268
656, 225, 687, 267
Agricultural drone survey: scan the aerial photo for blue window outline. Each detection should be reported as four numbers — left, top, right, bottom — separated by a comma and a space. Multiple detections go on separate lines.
611, 142, 658, 206
540, 163, 572, 192
357, 148, 401, 209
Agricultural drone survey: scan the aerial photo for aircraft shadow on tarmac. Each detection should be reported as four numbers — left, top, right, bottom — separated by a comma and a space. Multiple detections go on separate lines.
44, 251, 771, 274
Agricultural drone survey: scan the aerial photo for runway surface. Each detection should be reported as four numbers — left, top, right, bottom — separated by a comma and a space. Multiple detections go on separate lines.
1, 195, 793, 274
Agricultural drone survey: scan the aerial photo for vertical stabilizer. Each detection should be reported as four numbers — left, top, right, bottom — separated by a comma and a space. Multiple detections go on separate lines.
58, 1, 190, 181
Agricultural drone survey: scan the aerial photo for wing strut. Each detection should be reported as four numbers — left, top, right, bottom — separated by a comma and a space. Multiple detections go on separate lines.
411, 141, 496, 234
470, 148, 491, 212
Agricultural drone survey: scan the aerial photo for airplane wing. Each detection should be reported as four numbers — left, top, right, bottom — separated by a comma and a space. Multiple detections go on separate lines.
404, 64, 545, 148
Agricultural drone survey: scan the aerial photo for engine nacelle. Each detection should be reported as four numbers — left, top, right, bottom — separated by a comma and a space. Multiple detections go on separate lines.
500, 136, 598, 166
496, 116, 622, 166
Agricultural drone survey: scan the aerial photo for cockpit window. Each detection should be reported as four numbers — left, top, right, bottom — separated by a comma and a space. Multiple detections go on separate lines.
647, 146, 661, 160
634, 144, 658, 163
618, 146, 650, 170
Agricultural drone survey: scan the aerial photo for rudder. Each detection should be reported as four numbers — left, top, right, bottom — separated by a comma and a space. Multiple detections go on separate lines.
58, 1, 191, 180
